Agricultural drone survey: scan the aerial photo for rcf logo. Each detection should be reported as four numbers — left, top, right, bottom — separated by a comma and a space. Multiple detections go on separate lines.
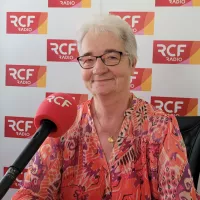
109, 12, 154, 35
6, 65, 46, 87
46, 92, 88, 104
5, 116, 36, 138
48, 0, 91, 8
7, 12, 48, 34
151, 96, 198, 116
47, 39, 79, 62
46, 95, 74, 107
130, 68, 152, 91
155, 0, 200, 6
4, 167, 27, 189
153, 41, 200, 64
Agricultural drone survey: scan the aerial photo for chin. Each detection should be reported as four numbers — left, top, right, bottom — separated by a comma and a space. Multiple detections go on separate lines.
91, 88, 117, 96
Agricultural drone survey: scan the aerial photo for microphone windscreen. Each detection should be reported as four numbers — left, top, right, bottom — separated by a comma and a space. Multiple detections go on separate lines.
34, 92, 77, 138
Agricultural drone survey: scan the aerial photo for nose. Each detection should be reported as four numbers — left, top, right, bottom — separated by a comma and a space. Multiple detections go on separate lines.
92, 58, 108, 75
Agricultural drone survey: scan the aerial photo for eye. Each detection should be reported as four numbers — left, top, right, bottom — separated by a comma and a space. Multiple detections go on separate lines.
85, 58, 95, 63
107, 56, 118, 60
80, 56, 95, 64
104, 52, 120, 60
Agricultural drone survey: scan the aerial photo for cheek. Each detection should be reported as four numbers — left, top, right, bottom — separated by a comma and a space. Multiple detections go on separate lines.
112, 66, 131, 80
81, 69, 92, 82
114, 67, 132, 86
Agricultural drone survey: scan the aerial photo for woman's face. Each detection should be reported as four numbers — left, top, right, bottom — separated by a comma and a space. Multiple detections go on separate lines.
79, 30, 136, 96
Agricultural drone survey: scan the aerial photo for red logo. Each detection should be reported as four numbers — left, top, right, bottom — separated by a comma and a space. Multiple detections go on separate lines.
6, 65, 46, 87
46, 92, 88, 104
47, 39, 79, 62
46, 95, 74, 108
48, 0, 91, 8
151, 96, 198, 116
155, 0, 194, 7
130, 68, 152, 91
109, 12, 154, 35
5, 116, 36, 138
7, 12, 48, 34
4, 167, 28, 189
153, 40, 197, 64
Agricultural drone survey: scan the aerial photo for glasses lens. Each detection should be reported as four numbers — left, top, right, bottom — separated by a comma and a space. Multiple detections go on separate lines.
102, 52, 121, 66
78, 51, 122, 68
78, 56, 96, 69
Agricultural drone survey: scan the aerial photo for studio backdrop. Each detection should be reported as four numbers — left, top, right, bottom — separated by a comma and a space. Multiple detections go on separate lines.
0, 0, 200, 199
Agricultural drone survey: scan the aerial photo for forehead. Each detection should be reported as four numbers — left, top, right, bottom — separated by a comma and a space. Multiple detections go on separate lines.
81, 30, 125, 55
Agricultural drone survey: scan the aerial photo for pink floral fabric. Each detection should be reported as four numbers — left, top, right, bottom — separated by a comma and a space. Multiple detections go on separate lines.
12, 95, 200, 199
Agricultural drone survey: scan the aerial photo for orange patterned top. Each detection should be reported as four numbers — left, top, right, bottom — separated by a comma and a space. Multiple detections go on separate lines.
12, 95, 200, 200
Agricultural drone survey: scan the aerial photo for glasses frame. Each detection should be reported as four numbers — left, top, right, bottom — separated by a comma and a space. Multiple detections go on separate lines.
77, 50, 129, 69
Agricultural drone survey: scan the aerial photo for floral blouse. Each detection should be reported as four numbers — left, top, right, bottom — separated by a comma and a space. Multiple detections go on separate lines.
12, 95, 200, 200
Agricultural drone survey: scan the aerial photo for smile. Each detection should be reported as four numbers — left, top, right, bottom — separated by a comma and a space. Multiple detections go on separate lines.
93, 78, 113, 82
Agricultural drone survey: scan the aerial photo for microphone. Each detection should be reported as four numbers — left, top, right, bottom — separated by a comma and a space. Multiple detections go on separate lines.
0, 93, 77, 199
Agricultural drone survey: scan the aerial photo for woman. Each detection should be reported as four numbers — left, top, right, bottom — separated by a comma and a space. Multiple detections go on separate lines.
12, 14, 200, 199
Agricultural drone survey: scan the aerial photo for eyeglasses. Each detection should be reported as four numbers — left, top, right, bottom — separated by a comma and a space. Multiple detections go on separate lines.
77, 50, 129, 69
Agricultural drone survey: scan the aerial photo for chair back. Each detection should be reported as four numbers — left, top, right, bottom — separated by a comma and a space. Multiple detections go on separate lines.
176, 116, 200, 189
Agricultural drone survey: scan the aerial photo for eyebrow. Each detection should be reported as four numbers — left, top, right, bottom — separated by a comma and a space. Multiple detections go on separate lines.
81, 49, 120, 57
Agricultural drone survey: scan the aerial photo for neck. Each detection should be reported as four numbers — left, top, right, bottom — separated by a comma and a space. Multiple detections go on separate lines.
92, 91, 131, 120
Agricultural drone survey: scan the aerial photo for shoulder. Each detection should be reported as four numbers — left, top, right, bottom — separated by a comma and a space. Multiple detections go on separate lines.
131, 97, 167, 117
131, 96, 173, 122
131, 97, 180, 144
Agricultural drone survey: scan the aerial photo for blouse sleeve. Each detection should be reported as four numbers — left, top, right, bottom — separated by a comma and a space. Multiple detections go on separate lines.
11, 137, 63, 200
158, 114, 200, 199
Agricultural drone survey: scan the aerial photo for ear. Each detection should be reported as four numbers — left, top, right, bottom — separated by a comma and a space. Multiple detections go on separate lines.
129, 58, 137, 76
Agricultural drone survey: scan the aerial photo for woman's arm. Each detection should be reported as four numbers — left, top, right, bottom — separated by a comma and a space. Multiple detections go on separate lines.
158, 115, 200, 199
12, 137, 63, 200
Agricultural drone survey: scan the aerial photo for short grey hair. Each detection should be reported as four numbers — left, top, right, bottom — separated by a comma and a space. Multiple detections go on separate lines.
76, 14, 137, 65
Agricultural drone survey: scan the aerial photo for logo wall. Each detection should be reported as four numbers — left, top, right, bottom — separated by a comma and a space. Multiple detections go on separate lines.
6, 65, 46, 87
2, 4, 200, 198
6, 12, 48, 34
48, 0, 91, 8
155, 0, 200, 6
109, 12, 155, 35
5, 116, 36, 138
151, 97, 198, 116
153, 41, 200, 64
130, 68, 152, 91
47, 39, 79, 62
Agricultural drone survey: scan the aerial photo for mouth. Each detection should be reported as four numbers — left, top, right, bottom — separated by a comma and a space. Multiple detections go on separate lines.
92, 78, 114, 82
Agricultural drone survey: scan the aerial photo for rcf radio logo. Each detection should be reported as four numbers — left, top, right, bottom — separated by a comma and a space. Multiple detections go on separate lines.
130, 68, 152, 91
7, 12, 48, 34
4, 167, 27, 189
109, 12, 154, 35
4, 116, 36, 138
155, 0, 200, 6
48, 0, 91, 8
47, 39, 79, 62
151, 96, 198, 116
46, 92, 88, 104
153, 41, 200, 64
6, 65, 46, 87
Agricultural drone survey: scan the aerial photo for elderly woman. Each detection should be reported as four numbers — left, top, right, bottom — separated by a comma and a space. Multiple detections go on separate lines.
12, 15, 200, 200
